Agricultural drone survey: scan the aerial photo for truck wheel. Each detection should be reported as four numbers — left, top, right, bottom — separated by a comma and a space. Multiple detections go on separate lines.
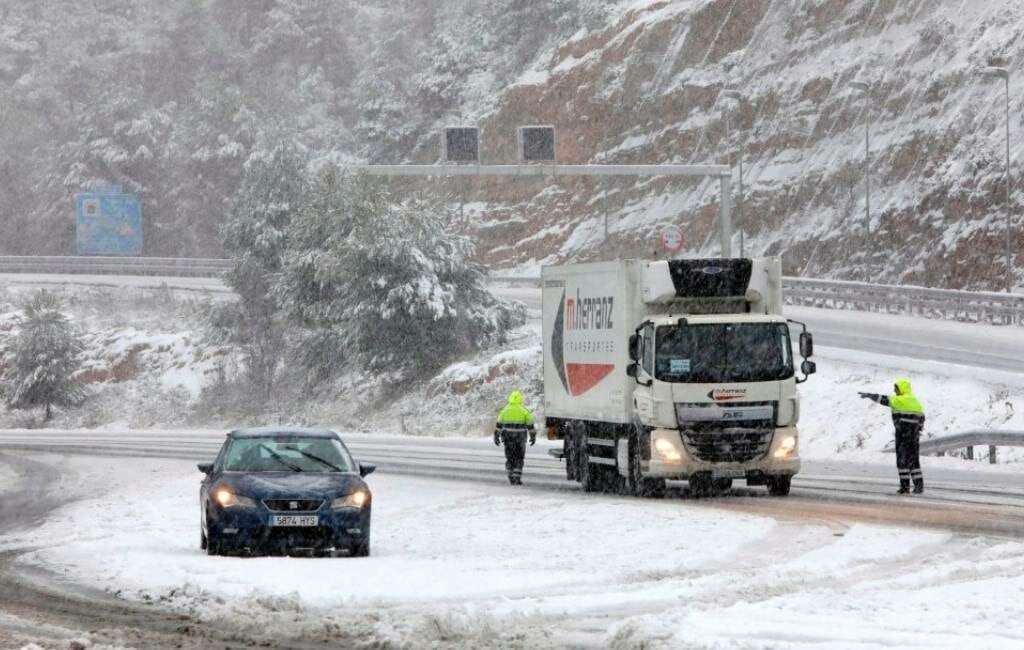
564, 436, 577, 481
578, 436, 598, 493
689, 472, 713, 498
767, 475, 792, 496
627, 432, 665, 498
712, 478, 733, 493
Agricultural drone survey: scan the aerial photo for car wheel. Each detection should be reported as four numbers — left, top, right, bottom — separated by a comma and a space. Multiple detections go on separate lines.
205, 514, 221, 556
352, 537, 370, 557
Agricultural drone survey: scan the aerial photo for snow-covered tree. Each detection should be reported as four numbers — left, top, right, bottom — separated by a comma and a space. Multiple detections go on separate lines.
7, 291, 85, 421
278, 173, 526, 379
219, 144, 308, 402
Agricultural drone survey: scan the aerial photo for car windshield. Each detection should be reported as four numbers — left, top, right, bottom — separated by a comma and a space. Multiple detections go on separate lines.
654, 322, 793, 383
222, 436, 354, 473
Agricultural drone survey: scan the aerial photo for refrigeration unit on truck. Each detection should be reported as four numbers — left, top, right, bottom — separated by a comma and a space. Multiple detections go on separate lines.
542, 257, 816, 497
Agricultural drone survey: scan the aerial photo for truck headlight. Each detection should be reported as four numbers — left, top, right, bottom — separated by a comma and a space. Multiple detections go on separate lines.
773, 435, 798, 459
213, 487, 257, 508
332, 490, 369, 510
654, 438, 682, 462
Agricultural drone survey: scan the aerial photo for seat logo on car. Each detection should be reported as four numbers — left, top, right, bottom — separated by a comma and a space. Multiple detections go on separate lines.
289, 501, 298, 510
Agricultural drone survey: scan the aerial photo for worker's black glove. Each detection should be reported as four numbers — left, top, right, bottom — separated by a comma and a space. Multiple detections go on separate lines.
857, 392, 872, 399
529, 434, 536, 446
493, 433, 501, 446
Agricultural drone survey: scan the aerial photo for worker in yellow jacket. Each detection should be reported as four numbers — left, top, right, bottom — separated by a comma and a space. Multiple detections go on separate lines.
494, 390, 536, 485
860, 378, 926, 494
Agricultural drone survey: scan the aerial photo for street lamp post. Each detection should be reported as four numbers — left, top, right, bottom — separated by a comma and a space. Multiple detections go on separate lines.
722, 89, 745, 257
981, 66, 1014, 293
849, 81, 873, 233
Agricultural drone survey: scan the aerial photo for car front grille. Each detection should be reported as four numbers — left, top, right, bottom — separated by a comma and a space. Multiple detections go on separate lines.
263, 499, 324, 512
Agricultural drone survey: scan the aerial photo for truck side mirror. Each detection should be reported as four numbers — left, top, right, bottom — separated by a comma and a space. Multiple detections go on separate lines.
626, 362, 639, 378
799, 332, 813, 358
801, 359, 816, 376
628, 334, 640, 361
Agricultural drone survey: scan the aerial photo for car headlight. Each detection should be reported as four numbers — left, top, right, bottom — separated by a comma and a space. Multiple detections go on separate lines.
331, 490, 369, 510
654, 438, 682, 462
773, 435, 798, 458
213, 487, 257, 508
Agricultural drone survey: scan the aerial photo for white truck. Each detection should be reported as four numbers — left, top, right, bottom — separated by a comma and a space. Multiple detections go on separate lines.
542, 257, 815, 496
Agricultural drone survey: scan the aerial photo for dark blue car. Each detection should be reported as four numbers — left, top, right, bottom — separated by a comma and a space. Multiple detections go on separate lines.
198, 427, 375, 557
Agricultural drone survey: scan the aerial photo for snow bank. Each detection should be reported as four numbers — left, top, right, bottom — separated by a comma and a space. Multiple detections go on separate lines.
5, 454, 1023, 647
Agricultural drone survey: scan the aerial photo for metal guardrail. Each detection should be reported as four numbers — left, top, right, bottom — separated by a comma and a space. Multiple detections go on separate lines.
2, 258, 1022, 325
491, 274, 1024, 326
784, 277, 1024, 325
0, 256, 231, 278
884, 430, 1024, 464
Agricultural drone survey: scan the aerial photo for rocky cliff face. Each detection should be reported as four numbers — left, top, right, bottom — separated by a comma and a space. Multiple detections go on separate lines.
467, 0, 1024, 291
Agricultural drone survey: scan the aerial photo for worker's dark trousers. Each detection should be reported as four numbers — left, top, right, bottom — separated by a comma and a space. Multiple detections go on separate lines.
501, 431, 527, 484
895, 428, 923, 490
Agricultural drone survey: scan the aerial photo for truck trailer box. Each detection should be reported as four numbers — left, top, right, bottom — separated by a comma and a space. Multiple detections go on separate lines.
541, 260, 640, 425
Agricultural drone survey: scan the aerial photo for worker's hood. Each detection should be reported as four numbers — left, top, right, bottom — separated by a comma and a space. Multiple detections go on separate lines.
507, 390, 524, 406
894, 378, 912, 395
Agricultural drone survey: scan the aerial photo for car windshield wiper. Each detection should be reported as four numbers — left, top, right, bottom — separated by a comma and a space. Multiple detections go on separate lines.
292, 449, 344, 472
259, 444, 302, 472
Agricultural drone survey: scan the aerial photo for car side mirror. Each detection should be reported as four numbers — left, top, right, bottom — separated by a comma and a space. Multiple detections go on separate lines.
626, 362, 639, 378
359, 463, 376, 477
628, 334, 640, 361
197, 462, 214, 474
799, 332, 814, 358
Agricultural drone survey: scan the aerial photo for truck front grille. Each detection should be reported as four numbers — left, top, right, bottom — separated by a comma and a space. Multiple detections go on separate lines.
681, 428, 773, 463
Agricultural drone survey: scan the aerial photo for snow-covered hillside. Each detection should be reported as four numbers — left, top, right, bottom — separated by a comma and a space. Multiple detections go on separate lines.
470, 0, 1024, 291
5, 1, 1023, 291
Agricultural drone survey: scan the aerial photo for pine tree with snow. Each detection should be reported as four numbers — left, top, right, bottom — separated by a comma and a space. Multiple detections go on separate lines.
278, 174, 526, 379
219, 144, 308, 402
7, 291, 85, 422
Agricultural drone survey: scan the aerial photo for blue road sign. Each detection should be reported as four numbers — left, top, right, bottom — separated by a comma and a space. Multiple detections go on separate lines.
75, 185, 143, 256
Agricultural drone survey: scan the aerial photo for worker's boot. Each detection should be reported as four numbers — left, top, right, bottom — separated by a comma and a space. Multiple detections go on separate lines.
912, 479, 924, 494
896, 479, 910, 495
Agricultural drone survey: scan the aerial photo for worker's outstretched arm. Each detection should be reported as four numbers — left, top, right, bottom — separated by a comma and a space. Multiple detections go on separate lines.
858, 392, 889, 406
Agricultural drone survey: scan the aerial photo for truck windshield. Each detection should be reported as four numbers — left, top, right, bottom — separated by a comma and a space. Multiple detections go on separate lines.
654, 323, 793, 383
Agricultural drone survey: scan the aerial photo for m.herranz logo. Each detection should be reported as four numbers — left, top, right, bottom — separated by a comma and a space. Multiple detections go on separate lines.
551, 289, 616, 397
564, 289, 614, 331
708, 388, 747, 402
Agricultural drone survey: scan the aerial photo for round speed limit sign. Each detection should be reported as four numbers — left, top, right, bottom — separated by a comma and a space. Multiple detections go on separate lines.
659, 225, 685, 253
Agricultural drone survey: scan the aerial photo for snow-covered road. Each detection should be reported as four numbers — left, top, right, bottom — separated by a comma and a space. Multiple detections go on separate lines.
1, 453, 1022, 648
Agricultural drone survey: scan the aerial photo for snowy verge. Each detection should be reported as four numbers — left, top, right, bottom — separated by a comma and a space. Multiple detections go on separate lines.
3, 454, 1023, 648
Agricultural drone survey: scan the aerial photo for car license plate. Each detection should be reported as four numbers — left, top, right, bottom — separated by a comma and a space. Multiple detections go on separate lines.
270, 515, 318, 527
713, 469, 745, 479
